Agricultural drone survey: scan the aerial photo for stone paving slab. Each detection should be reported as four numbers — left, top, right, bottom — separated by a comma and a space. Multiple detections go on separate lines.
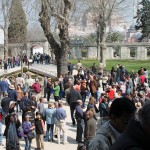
1, 99, 79, 150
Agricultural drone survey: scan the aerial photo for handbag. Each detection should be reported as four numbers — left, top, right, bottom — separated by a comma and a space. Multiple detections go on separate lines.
27, 130, 35, 139
17, 126, 24, 138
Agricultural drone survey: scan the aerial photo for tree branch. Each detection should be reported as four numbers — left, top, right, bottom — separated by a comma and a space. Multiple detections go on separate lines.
0, 25, 4, 30
39, 0, 61, 53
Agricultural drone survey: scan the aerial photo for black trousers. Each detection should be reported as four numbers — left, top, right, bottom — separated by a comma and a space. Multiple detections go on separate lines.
47, 90, 51, 101
76, 119, 84, 142
70, 102, 77, 125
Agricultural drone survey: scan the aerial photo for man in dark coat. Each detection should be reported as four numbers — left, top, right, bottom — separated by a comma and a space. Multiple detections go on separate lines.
111, 102, 150, 150
1, 93, 12, 115
7, 85, 18, 101
75, 100, 84, 143
67, 84, 82, 125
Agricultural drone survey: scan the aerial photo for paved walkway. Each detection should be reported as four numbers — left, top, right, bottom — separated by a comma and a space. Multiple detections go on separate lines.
0, 63, 58, 77
0, 63, 82, 150
1, 98, 80, 150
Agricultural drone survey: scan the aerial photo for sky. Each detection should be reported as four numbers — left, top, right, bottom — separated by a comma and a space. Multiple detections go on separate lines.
0, 0, 139, 44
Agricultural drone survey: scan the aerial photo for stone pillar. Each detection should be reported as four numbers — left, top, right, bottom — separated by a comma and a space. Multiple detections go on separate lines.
76, 46, 82, 59
71, 47, 77, 59
87, 47, 97, 59
120, 46, 130, 59
26, 42, 31, 57
105, 46, 114, 59
137, 46, 147, 60
43, 41, 49, 55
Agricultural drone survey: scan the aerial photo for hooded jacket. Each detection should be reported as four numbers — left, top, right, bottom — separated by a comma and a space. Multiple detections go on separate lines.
88, 121, 120, 150
111, 120, 150, 150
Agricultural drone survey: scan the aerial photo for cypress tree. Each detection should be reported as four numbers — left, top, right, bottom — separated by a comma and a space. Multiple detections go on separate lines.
8, 0, 27, 43
135, 0, 150, 39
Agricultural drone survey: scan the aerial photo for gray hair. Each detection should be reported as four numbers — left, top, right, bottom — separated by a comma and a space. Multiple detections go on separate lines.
138, 101, 150, 126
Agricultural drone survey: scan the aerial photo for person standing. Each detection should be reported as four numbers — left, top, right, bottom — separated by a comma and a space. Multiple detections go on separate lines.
43, 77, 48, 98
76, 61, 83, 71
7, 85, 18, 102
32, 79, 42, 101
35, 112, 45, 150
1, 93, 12, 116
111, 101, 150, 150
89, 75, 97, 100
22, 115, 35, 150
26, 75, 35, 89
80, 80, 88, 108
88, 97, 136, 150
0, 78, 8, 99
16, 84, 23, 112
53, 80, 60, 102
84, 110, 96, 148
59, 75, 64, 100
55, 102, 67, 144
4, 113, 21, 150
67, 84, 82, 126
0, 107, 3, 146
43, 103, 56, 142
75, 100, 84, 143
19, 92, 32, 121
38, 97, 45, 114
46, 78, 52, 102
16, 73, 25, 89
3, 58, 7, 73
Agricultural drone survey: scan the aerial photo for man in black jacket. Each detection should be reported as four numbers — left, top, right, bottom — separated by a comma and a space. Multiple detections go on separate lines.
75, 100, 84, 143
67, 84, 82, 125
1, 93, 12, 115
111, 101, 150, 150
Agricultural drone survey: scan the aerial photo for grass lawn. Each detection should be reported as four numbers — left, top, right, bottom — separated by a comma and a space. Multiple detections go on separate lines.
69, 59, 150, 73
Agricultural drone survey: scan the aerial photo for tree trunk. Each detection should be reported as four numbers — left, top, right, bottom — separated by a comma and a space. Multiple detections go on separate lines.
4, 21, 8, 59
97, 22, 100, 60
39, 0, 71, 77
99, 22, 107, 67
56, 24, 69, 77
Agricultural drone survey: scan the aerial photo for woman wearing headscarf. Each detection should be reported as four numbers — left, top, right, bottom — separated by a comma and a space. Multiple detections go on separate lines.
4, 112, 21, 150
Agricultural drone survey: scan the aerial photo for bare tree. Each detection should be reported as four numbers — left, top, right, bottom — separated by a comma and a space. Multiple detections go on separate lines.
0, 0, 11, 59
39, 0, 72, 76
86, 0, 126, 67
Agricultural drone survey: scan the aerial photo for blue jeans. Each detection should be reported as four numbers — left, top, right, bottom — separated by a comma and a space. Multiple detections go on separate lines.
46, 124, 54, 140
24, 137, 32, 150
81, 93, 86, 107
0, 122, 3, 144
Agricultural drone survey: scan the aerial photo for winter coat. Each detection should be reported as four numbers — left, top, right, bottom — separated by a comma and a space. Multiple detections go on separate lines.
88, 121, 120, 150
111, 120, 150, 150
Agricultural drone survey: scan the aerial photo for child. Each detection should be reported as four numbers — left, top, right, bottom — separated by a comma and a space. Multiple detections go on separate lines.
35, 112, 45, 150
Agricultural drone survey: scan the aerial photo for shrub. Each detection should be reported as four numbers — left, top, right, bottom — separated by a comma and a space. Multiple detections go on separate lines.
23, 67, 28, 73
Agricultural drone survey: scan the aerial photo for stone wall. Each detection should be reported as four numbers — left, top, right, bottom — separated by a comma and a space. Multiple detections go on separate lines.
70, 42, 150, 60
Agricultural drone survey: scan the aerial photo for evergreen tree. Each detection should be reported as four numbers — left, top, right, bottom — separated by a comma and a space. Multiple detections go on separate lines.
135, 0, 150, 39
8, 0, 27, 43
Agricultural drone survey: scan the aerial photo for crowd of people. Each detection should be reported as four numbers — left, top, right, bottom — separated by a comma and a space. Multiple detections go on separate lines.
30, 53, 51, 65
0, 60, 150, 150
0, 53, 52, 73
